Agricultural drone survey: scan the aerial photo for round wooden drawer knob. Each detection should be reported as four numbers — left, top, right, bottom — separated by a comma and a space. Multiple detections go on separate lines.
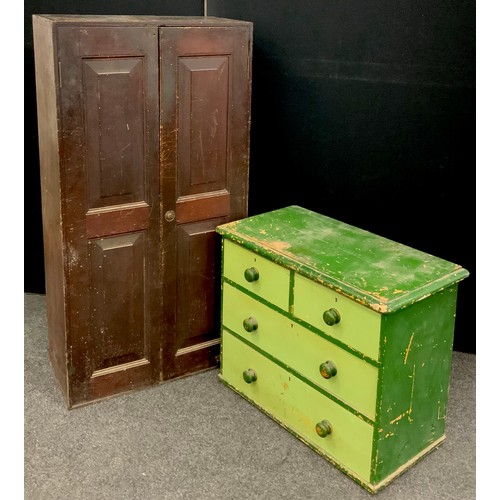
315, 420, 333, 438
243, 317, 259, 332
244, 267, 260, 282
319, 360, 337, 379
243, 369, 257, 384
323, 308, 341, 326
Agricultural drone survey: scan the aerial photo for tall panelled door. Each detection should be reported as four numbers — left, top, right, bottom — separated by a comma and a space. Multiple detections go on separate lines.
33, 15, 252, 408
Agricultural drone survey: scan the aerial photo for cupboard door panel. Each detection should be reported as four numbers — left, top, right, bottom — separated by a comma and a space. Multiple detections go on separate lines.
83, 57, 146, 209
89, 233, 147, 373
57, 26, 160, 405
178, 55, 229, 196
167, 218, 226, 377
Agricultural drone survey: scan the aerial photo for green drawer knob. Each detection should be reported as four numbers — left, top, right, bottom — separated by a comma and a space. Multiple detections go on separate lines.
315, 420, 333, 438
243, 369, 257, 384
243, 317, 259, 332
323, 308, 341, 326
244, 267, 260, 282
319, 360, 337, 379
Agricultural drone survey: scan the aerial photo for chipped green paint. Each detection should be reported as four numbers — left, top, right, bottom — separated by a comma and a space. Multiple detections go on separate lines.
217, 206, 469, 493
223, 284, 379, 420
223, 239, 290, 311
370, 285, 459, 485
220, 330, 374, 480
216, 206, 469, 313
294, 273, 381, 360
222, 275, 380, 367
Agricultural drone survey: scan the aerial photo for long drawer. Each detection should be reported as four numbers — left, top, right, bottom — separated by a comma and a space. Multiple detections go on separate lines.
222, 283, 379, 419
221, 330, 374, 482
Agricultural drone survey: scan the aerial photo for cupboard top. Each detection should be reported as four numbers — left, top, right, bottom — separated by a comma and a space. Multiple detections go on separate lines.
216, 206, 469, 313
32, 14, 252, 28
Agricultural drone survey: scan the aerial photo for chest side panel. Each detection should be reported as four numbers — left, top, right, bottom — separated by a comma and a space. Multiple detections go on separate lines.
371, 286, 458, 484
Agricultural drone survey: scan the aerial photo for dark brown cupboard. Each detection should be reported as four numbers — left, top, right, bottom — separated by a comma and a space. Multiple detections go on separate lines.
33, 15, 252, 408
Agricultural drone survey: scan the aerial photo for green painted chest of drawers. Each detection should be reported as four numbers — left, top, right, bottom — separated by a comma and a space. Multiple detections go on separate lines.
216, 206, 469, 493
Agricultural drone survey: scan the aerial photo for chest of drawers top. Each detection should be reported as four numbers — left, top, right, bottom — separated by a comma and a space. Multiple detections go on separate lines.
216, 205, 468, 314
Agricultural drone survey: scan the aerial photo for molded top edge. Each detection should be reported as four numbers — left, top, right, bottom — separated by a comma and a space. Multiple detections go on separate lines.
217, 206, 469, 313
32, 14, 252, 27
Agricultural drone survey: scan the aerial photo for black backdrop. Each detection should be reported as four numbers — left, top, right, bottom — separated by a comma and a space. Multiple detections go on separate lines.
24, 0, 205, 295
25, 1, 475, 353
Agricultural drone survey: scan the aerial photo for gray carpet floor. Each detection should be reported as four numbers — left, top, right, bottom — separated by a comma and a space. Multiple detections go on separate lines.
24, 293, 475, 499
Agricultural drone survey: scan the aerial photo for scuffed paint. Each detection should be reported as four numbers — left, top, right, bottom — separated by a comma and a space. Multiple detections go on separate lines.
216, 206, 469, 314
217, 206, 468, 493
403, 333, 415, 365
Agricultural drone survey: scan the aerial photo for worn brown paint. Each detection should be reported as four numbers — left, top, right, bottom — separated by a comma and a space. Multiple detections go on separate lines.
159, 25, 252, 380
85, 203, 151, 239
33, 15, 252, 407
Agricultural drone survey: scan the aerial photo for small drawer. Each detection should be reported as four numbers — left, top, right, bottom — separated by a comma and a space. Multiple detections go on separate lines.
223, 283, 378, 419
294, 274, 381, 360
221, 330, 374, 482
223, 239, 290, 311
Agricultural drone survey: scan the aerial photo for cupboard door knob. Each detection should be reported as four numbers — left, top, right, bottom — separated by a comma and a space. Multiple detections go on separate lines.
319, 361, 337, 379
323, 308, 341, 326
243, 369, 257, 383
244, 267, 259, 282
243, 317, 259, 332
164, 210, 175, 222
315, 420, 333, 438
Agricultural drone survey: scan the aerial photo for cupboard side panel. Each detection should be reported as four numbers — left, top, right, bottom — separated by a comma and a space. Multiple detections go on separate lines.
227, 26, 252, 221
33, 16, 69, 403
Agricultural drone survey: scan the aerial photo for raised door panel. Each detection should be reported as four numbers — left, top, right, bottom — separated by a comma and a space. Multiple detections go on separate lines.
177, 56, 229, 198
57, 26, 160, 405
82, 57, 146, 210
89, 233, 147, 372
172, 218, 225, 376
160, 26, 251, 378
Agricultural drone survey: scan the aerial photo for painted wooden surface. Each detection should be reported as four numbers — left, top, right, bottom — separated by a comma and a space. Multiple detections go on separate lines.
223, 239, 290, 311
53, 23, 162, 405
218, 206, 469, 492
33, 15, 252, 408
216, 205, 469, 313
294, 273, 381, 360
371, 286, 459, 486
159, 24, 252, 380
221, 330, 374, 481
222, 284, 379, 419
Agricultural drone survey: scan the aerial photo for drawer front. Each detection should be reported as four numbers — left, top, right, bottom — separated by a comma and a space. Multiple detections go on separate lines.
223, 284, 378, 419
294, 274, 381, 360
221, 330, 374, 481
223, 239, 290, 311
